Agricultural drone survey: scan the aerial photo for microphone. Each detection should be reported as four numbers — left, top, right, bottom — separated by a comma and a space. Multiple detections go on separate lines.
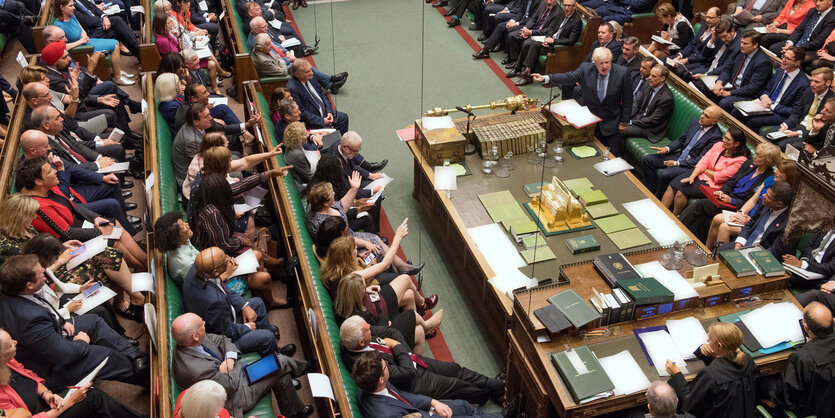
456, 106, 475, 116
543, 92, 561, 109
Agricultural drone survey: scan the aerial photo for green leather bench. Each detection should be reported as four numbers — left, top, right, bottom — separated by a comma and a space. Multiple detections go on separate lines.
255, 92, 363, 417
153, 98, 275, 417
0, 34, 7, 55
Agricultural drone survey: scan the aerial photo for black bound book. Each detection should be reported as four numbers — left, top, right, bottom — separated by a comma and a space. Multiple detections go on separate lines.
534, 304, 573, 334
593, 253, 642, 289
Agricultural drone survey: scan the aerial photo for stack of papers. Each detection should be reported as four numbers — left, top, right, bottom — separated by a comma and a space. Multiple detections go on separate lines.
598, 350, 651, 395
549, 100, 602, 128
568, 146, 599, 159
364, 175, 393, 204
637, 330, 690, 376
723, 210, 746, 227
634, 261, 699, 300
740, 302, 805, 348
421, 116, 455, 130
734, 100, 772, 116
699, 75, 720, 90
281, 38, 301, 48
593, 158, 633, 176
666, 317, 708, 360
623, 199, 689, 246
651, 35, 675, 45
478, 191, 527, 223
470, 224, 533, 298
594, 214, 636, 234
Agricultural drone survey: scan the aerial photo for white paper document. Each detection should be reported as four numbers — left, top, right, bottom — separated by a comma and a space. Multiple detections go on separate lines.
723, 210, 746, 227
549, 100, 601, 128
107, 128, 124, 141
144, 303, 158, 349
421, 116, 455, 130
487, 268, 537, 299
67, 236, 108, 270
281, 38, 301, 48
767, 131, 788, 141
304, 149, 321, 173
243, 186, 268, 201
16, 51, 28, 68
434, 166, 458, 191
651, 35, 675, 45
646, 225, 690, 247
130, 4, 145, 14
103, 5, 123, 15
640, 46, 664, 65
66, 357, 108, 398
598, 350, 651, 395
734, 100, 771, 116
195, 47, 212, 59
364, 175, 393, 204
234, 202, 262, 213
269, 19, 282, 30
623, 199, 675, 229
208, 97, 229, 106
131, 272, 155, 293
230, 249, 260, 277
634, 261, 698, 300
740, 302, 805, 348
699, 75, 720, 90
307, 373, 335, 400
783, 263, 824, 280
666, 317, 708, 360
784, 143, 800, 161
97, 162, 130, 174
638, 330, 689, 377
531, 35, 546, 43
594, 157, 633, 176
73, 285, 117, 315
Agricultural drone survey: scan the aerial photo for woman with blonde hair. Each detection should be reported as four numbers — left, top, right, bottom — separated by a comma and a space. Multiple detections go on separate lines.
333, 273, 442, 355
705, 159, 797, 248
0, 329, 142, 417
283, 121, 315, 192
666, 322, 756, 417
156, 72, 186, 133
647, 2, 693, 59
307, 181, 423, 275
174, 380, 230, 418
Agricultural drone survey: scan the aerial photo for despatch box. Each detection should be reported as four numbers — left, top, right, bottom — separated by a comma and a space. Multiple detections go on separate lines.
414, 120, 467, 166
541, 108, 596, 146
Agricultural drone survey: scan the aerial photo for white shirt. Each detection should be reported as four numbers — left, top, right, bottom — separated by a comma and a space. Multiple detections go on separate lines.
802, 230, 835, 269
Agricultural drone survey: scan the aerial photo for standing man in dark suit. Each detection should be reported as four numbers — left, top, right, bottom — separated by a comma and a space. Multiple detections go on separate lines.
722, 182, 793, 252
506, 0, 580, 83
71, 0, 140, 58
732, 46, 810, 131
706, 30, 772, 112
340, 317, 506, 407
783, 229, 835, 290
171, 313, 314, 418
679, 20, 740, 82
769, 0, 835, 62
351, 351, 508, 418
767, 67, 835, 150
473, 0, 559, 60
584, 22, 623, 62
287, 60, 349, 134
640, 105, 723, 196
803, 97, 835, 156
182, 247, 296, 357
0, 255, 148, 392
533, 47, 634, 156
758, 302, 835, 417
621, 65, 675, 144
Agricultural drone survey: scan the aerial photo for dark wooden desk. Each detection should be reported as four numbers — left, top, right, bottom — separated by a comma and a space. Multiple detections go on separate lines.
407, 110, 722, 357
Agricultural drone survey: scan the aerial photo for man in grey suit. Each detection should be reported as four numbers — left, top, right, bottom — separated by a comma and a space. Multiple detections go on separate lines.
724, 0, 785, 29
173, 103, 213, 189
171, 313, 314, 418
621, 65, 675, 143
252, 33, 289, 78
533, 47, 634, 156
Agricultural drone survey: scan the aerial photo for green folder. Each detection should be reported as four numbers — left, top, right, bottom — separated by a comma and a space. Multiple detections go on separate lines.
562, 177, 594, 193
578, 189, 608, 206
520, 246, 557, 264
522, 233, 547, 249
547, 289, 602, 327
502, 217, 534, 231
594, 214, 637, 234
551, 346, 615, 402
569, 145, 599, 159
510, 220, 539, 235
487, 204, 527, 224
607, 228, 651, 250
585, 202, 619, 219
478, 190, 517, 209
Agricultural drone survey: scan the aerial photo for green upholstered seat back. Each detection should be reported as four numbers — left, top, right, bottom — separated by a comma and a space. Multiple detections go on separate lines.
230, 0, 251, 54
668, 86, 702, 140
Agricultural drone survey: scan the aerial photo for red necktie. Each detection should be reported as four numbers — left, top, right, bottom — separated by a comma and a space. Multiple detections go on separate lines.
535, 7, 551, 30
270, 44, 286, 58
57, 136, 88, 164
368, 343, 428, 368
744, 0, 755, 11
731, 55, 748, 86
388, 388, 412, 406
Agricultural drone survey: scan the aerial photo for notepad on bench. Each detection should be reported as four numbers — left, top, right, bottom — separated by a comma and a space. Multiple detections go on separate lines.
594, 157, 633, 176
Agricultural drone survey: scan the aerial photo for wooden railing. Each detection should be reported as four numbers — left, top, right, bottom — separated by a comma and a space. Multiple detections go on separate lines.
139, 0, 161, 72
222, 0, 258, 101
242, 81, 355, 417
0, 56, 36, 198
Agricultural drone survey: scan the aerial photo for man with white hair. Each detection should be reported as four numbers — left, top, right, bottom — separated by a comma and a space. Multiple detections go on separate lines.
533, 46, 633, 155
171, 313, 314, 418
339, 316, 506, 406
287, 60, 349, 133
246, 17, 347, 94
252, 33, 289, 78
644, 380, 687, 417
327, 131, 388, 230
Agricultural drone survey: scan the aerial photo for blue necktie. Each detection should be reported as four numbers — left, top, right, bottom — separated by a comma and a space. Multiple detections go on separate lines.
523, 0, 532, 19
633, 78, 645, 102
75, 0, 95, 16
769, 72, 788, 103
678, 127, 704, 163
799, 13, 820, 46
745, 212, 770, 246
202, 344, 223, 360
598, 75, 606, 102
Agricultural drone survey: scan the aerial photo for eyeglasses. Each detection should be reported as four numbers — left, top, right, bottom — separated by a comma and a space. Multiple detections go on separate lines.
345, 144, 360, 154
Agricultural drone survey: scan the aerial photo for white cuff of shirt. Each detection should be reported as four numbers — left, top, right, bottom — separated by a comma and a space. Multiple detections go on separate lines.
542, 75, 550, 84
801, 260, 809, 270
734, 237, 747, 246
225, 351, 238, 360
239, 123, 246, 131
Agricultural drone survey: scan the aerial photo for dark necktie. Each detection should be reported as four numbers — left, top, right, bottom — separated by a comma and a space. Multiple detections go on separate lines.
597, 75, 607, 102
799, 12, 820, 46
388, 388, 412, 406
305, 81, 325, 117
368, 343, 428, 368
33, 294, 65, 327
523, 0, 532, 19
202, 344, 223, 361
75, 0, 95, 16
732, 55, 749, 87
769, 72, 788, 103
535, 7, 552, 30
56, 135, 88, 164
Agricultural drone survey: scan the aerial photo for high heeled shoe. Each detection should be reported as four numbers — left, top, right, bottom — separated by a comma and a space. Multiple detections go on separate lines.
400, 262, 425, 276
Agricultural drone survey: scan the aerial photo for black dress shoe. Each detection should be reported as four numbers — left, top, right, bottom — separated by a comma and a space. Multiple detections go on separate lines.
127, 215, 141, 224
132, 356, 149, 374
302, 45, 318, 56
477, 34, 487, 42
125, 337, 140, 346
504, 61, 517, 69
401, 262, 425, 276
443, 9, 455, 16
469, 24, 482, 31
293, 378, 302, 390
367, 159, 388, 172
472, 48, 489, 59
514, 78, 533, 86
501, 56, 512, 65
121, 179, 134, 188
271, 325, 281, 341
288, 405, 314, 418
330, 72, 348, 83
279, 343, 297, 357
128, 100, 142, 114
122, 190, 133, 199
506, 69, 517, 78
432, 0, 447, 6
491, 44, 504, 52
125, 202, 138, 211
447, 16, 460, 26
330, 77, 347, 94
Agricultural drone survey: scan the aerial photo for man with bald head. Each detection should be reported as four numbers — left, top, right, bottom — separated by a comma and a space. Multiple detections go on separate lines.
287, 60, 350, 133
182, 247, 294, 357
640, 105, 723, 197
759, 302, 835, 417
171, 313, 314, 418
